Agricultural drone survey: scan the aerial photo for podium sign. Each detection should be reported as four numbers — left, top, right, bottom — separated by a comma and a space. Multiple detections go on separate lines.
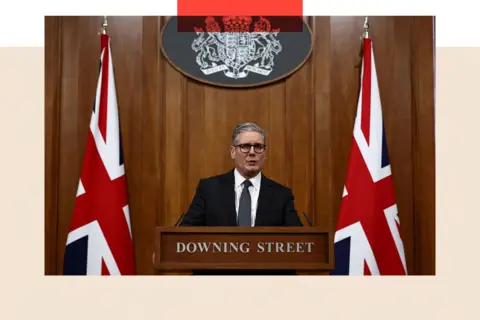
154, 227, 333, 271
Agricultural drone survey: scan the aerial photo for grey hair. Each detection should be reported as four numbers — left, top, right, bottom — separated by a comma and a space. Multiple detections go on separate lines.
232, 122, 267, 146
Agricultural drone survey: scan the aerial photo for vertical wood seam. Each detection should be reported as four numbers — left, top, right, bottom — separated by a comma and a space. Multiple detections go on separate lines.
410, 16, 420, 275
54, 16, 64, 275
310, 16, 316, 226
138, 16, 145, 274
182, 77, 188, 218
159, 17, 167, 227
155, 15, 165, 274
284, 75, 289, 189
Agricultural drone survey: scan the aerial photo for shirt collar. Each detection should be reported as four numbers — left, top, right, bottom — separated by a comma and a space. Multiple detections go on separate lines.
234, 168, 261, 191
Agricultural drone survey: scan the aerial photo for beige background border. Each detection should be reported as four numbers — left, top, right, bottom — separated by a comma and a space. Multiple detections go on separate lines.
0, 46, 476, 318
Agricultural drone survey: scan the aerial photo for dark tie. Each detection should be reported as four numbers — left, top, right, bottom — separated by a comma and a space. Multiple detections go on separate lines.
238, 180, 253, 226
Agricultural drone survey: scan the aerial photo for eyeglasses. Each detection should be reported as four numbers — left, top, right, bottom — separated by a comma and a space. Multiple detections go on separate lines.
234, 143, 267, 154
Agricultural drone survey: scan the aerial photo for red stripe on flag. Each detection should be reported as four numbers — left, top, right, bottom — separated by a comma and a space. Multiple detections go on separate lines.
98, 34, 109, 142
361, 38, 372, 145
364, 261, 371, 276
178, 0, 303, 16
101, 259, 110, 275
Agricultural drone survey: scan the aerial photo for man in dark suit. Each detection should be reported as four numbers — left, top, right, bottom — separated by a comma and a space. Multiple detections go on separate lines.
179, 122, 303, 275
180, 122, 303, 227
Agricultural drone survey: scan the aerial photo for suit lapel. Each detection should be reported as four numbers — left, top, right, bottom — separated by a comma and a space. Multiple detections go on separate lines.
255, 175, 272, 226
220, 170, 238, 226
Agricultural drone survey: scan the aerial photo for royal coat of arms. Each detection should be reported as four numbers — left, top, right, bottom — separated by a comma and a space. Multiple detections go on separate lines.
191, 16, 283, 79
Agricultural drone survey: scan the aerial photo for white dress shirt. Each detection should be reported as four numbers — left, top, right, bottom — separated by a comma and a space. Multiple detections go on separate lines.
234, 168, 261, 226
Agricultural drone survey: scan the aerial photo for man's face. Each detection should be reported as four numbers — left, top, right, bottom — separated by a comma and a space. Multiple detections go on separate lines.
230, 131, 266, 178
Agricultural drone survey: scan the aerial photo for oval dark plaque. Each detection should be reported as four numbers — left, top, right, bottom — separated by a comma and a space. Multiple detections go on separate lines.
161, 16, 314, 88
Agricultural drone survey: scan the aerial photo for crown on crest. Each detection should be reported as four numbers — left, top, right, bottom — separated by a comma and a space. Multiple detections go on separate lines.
222, 16, 252, 32
200, 16, 277, 33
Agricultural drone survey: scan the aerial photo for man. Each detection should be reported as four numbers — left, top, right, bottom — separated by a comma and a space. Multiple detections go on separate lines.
180, 122, 303, 227
179, 123, 303, 276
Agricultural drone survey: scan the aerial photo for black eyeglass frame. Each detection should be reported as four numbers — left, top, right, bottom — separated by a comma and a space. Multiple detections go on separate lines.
233, 143, 267, 154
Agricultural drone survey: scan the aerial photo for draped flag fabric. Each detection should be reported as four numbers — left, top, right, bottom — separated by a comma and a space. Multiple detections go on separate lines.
331, 38, 407, 276
63, 34, 136, 275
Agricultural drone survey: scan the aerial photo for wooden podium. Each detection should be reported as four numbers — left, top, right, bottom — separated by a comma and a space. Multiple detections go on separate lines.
153, 226, 334, 274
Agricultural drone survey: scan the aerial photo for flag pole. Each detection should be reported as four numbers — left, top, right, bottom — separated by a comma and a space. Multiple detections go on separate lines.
363, 16, 369, 39
100, 16, 108, 35
356, 16, 369, 68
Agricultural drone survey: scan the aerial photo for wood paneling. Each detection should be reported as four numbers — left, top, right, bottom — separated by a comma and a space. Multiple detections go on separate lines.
45, 16, 62, 275
45, 16, 436, 275
138, 16, 164, 275
411, 17, 436, 275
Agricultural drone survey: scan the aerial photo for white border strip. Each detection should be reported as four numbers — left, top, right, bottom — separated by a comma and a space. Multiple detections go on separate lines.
0, 1, 475, 46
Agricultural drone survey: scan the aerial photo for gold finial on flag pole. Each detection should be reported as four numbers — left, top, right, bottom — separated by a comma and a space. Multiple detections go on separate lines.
363, 16, 369, 39
356, 16, 370, 68
100, 16, 108, 35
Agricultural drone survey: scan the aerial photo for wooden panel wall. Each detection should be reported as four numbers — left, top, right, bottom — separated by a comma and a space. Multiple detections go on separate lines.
45, 16, 435, 275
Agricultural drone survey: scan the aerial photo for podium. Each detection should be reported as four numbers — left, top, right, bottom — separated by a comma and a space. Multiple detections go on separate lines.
153, 226, 334, 274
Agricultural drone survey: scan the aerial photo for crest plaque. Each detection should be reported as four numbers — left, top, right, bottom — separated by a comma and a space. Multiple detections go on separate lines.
161, 16, 313, 88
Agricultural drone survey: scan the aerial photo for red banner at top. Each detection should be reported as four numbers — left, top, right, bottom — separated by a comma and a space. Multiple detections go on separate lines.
177, 0, 303, 16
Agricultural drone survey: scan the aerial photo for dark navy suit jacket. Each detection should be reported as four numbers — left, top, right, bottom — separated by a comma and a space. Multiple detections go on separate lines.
180, 169, 303, 227
180, 169, 304, 275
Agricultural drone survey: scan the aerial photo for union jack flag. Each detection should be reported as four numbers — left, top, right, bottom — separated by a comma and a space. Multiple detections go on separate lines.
331, 38, 407, 275
63, 34, 136, 275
